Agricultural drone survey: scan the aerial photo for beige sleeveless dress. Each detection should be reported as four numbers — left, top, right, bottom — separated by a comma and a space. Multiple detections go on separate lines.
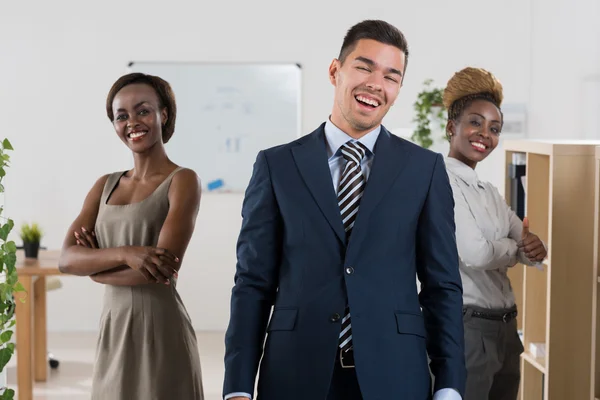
91, 167, 204, 400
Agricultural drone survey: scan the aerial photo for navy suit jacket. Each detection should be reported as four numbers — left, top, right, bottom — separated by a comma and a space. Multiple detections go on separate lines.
223, 124, 466, 400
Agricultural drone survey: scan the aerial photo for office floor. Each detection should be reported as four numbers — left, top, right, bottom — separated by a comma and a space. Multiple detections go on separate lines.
5, 331, 226, 400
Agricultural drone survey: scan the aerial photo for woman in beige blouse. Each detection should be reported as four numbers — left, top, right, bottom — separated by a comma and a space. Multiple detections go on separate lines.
443, 67, 547, 400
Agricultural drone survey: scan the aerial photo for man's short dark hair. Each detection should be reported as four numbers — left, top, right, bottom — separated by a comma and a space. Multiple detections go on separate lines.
338, 20, 409, 72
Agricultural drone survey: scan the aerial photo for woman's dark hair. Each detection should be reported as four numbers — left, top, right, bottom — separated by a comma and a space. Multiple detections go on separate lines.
106, 73, 177, 143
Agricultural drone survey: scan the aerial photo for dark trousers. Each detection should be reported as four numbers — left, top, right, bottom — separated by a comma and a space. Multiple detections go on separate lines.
327, 351, 363, 400
463, 305, 524, 400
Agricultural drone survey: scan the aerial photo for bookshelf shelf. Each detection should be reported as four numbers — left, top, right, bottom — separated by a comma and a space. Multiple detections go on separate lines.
503, 139, 600, 400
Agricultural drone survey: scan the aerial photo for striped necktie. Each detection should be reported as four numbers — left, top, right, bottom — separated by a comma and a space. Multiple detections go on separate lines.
337, 140, 368, 352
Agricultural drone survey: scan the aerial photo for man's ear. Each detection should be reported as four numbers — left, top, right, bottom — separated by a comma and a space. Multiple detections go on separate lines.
328, 59, 340, 86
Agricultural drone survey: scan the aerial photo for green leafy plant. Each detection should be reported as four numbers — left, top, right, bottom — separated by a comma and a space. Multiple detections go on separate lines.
20, 223, 42, 244
411, 79, 447, 149
0, 139, 23, 400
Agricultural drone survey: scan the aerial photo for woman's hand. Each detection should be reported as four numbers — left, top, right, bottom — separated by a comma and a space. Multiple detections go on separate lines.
518, 217, 547, 263
74, 227, 99, 248
121, 246, 179, 284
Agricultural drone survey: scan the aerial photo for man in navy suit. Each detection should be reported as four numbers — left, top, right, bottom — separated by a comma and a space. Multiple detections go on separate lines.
223, 19, 466, 400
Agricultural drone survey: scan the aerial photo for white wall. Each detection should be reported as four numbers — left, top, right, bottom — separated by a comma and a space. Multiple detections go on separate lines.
528, 0, 600, 139
1, 0, 593, 332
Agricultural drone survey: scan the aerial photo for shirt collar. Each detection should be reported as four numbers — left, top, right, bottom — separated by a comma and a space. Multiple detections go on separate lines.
324, 117, 380, 159
445, 157, 481, 187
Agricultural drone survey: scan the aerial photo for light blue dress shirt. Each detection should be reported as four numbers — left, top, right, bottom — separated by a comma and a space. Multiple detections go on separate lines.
324, 118, 379, 188
224, 119, 461, 400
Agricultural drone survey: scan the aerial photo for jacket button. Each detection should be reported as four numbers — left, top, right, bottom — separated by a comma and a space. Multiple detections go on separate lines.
346, 267, 354, 275
330, 313, 341, 322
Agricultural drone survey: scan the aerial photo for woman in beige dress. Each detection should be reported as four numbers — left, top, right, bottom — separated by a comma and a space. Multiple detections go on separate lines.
58, 72, 204, 399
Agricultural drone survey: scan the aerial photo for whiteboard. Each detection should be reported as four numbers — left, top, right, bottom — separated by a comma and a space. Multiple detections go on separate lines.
127, 62, 302, 192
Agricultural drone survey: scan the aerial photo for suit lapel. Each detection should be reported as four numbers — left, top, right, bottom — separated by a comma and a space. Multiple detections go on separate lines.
292, 125, 346, 244
346, 128, 411, 255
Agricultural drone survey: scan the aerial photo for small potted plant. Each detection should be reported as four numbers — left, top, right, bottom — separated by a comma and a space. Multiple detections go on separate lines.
411, 79, 447, 149
20, 222, 42, 259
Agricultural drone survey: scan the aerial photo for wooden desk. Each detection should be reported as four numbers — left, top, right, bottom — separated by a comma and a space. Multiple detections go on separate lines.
14, 250, 62, 400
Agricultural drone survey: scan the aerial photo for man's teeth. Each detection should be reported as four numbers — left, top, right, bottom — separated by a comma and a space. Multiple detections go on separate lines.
471, 142, 486, 150
129, 131, 147, 139
356, 96, 379, 107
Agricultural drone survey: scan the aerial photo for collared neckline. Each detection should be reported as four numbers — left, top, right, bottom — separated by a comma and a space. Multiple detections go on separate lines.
446, 156, 481, 187
324, 117, 380, 159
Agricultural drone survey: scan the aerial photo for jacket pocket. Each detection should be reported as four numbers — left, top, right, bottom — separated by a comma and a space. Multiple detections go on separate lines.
395, 311, 426, 338
267, 308, 298, 331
